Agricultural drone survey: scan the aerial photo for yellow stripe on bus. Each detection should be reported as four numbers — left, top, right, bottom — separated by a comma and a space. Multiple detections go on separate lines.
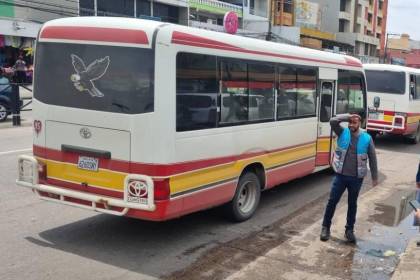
42, 159, 126, 191
38, 142, 318, 196
407, 115, 420, 124
383, 115, 393, 122
170, 143, 316, 195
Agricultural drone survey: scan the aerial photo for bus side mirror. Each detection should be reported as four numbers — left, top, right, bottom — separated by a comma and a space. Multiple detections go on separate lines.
373, 96, 380, 110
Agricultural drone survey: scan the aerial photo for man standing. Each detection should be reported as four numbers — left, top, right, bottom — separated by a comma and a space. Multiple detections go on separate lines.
320, 114, 378, 243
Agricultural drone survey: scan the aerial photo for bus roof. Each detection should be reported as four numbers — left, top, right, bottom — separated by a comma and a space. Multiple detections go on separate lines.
39, 17, 363, 70
364, 63, 420, 74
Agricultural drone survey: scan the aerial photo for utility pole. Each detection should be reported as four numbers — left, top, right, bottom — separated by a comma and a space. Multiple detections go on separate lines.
266, 0, 274, 41
384, 32, 400, 64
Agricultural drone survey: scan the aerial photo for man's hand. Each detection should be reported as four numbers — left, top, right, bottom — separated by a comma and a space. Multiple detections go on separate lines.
372, 179, 378, 187
416, 182, 420, 189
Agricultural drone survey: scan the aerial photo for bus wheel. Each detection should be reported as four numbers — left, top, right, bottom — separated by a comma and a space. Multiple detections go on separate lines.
226, 172, 261, 222
406, 123, 420, 144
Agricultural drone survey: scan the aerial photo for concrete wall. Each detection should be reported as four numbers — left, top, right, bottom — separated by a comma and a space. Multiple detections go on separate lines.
308, 0, 339, 34
13, 0, 78, 23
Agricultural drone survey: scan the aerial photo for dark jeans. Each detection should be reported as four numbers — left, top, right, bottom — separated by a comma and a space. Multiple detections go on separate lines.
322, 174, 363, 231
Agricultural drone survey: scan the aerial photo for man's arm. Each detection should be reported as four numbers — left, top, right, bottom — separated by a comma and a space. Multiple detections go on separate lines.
329, 115, 349, 136
368, 139, 378, 185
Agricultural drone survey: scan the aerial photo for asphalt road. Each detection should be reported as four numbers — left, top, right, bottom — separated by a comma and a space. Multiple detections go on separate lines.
0, 120, 418, 280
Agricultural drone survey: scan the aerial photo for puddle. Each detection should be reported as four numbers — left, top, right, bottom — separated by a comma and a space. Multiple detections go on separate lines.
351, 188, 419, 280
368, 188, 417, 227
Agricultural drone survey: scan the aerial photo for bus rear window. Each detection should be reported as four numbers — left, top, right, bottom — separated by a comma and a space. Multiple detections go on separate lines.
34, 42, 154, 114
365, 70, 405, 94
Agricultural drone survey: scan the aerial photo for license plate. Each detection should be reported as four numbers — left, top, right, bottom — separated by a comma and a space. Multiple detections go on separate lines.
369, 112, 383, 120
77, 156, 99, 172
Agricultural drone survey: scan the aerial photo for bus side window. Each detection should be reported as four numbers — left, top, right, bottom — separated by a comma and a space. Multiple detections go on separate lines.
416, 75, 420, 100
248, 63, 275, 121
277, 66, 297, 119
176, 52, 218, 132
336, 70, 365, 115
220, 60, 248, 124
410, 75, 416, 100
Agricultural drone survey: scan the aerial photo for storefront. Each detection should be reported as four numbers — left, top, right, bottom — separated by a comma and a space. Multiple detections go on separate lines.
0, 18, 40, 82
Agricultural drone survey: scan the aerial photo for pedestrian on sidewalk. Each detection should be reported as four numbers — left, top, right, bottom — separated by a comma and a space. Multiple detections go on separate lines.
320, 113, 378, 243
13, 55, 26, 84
415, 162, 420, 224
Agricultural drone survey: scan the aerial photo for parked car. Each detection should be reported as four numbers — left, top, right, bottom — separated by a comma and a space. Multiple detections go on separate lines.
0, 73, 13, 122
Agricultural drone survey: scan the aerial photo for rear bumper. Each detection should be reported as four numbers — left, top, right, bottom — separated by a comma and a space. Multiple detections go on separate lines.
367, 115, 406, 134
16, 155, 156, 216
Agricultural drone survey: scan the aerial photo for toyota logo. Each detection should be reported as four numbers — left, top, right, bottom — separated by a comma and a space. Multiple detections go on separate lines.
128, 180, 148, 198
80, 127, 92, 139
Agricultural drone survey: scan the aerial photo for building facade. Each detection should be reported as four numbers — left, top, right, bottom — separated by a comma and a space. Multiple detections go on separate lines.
387, 34, 420, 68
0, 0, 78, 68
298, 0, 388, 59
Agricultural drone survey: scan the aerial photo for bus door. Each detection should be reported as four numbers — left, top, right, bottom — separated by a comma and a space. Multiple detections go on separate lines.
316, 80, 335, 166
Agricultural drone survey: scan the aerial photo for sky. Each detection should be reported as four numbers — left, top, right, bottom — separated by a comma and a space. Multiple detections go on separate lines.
387, 0, 420, 41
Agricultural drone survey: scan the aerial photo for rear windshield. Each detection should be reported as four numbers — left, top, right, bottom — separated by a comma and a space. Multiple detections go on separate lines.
365, 70, 406, 94
34, 43, 154, 114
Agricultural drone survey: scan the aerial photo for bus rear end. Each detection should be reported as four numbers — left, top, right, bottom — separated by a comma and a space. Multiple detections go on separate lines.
365, 67, 410, 136
16, 18, 176, 220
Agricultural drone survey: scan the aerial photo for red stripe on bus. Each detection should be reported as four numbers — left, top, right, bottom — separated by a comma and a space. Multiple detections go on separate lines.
40, 26, 149, 45
171, 31, 362, 68
266, 158, 315, 188
368, 120, 392, 125
407, 112, 420, 117
315, 152, 330, 166
34, 141, 316, 177
383, 111, 395, 116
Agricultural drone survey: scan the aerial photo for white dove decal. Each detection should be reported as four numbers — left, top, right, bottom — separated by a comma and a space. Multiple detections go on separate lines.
70, 54, 110, 97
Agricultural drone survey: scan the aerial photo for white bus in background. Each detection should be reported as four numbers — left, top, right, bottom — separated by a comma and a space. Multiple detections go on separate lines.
17, 17, 367, 222
365, 64, 420, 143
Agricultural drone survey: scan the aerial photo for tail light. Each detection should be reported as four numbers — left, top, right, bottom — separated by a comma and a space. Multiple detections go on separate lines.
154, 178, 170, 201
394, 112, 407, 127
38, 161, 47, 182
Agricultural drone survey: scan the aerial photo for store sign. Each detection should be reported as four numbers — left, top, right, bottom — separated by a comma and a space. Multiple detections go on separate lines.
223, 11, 238, 34
295, 0, 319, 29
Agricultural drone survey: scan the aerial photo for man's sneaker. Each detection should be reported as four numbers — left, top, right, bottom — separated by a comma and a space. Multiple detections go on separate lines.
320, 226, 330, 241
345, 230, 356, 243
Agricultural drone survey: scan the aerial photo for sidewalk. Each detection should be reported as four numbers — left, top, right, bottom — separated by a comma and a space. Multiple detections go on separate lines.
392, 239, 420, 280
0, 116, 32, 129
224, 148, 420, 280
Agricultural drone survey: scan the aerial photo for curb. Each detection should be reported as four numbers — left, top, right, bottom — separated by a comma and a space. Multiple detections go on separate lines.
391, 238, 420, 280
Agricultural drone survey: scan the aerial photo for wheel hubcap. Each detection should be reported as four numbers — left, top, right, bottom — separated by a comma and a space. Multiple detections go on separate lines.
0, 105, 7, 120
237, 180, 257, 214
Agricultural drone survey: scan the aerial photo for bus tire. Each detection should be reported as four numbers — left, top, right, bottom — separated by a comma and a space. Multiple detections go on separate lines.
406, 122, 420, 144
226, 172, 261, 222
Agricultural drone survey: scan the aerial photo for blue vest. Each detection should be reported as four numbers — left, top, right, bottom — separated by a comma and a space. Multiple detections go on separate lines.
332, 128, 371, 178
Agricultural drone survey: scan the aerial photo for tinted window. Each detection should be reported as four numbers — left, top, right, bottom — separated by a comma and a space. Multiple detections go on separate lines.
34, 43, 154, 114
176, 53, 218, 131
79, 0, 95, 16
97, 0, 134, 17
337, 70, 365, 115
153, 2, 179, 23
248, 63, 275, 121
416, 75, 420, 100
365, 70, 406, 94
296, 67, 317, 116
136, 0, 151, 17
220, 60, 248, 124
320, 82, 333, 122
277, 66, 297, 119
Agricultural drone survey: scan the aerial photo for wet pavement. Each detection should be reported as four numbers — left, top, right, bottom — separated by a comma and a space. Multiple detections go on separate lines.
352, 188, 419, 280
165, 139, 420, 280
